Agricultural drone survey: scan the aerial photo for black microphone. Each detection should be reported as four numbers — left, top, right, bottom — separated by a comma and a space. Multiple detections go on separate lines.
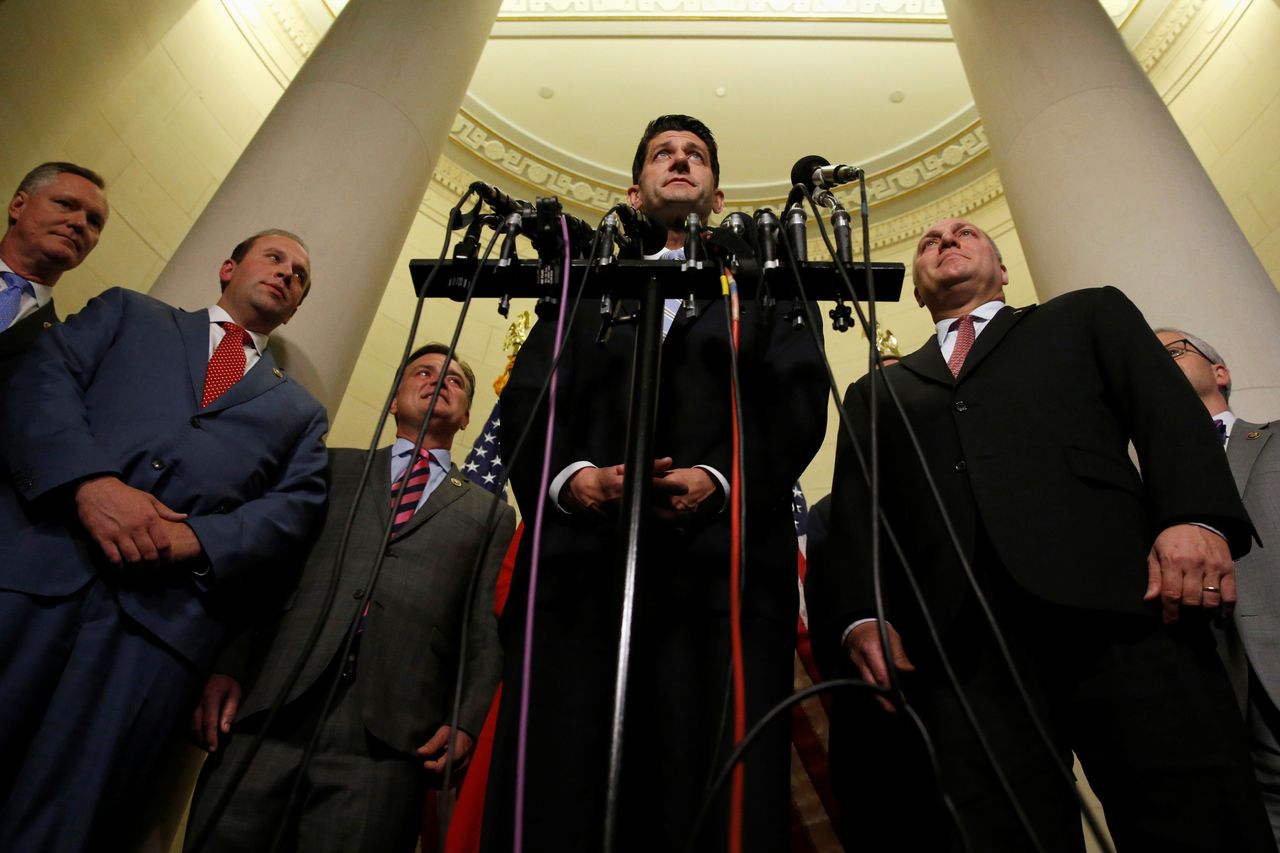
471, 181, 523, 216
814, 163, 861, 188
611, 205, 669, 257
789, 155, 836, 207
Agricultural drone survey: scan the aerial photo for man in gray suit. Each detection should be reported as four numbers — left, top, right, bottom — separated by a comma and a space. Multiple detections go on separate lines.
184, 343, 516, 853
1157, 326, 1280, 841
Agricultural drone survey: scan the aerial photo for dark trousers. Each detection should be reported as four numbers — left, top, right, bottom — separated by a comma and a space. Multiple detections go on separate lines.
895, 563, 1275, 853
185, 658, 426, 853
0, 580, 202, 853
482, 582, 794, 853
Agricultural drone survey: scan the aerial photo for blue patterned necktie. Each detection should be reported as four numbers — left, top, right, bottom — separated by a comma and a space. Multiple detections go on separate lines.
1214, 418, 1228, 445
660, 248, 684, 339
0, 271, 35, 331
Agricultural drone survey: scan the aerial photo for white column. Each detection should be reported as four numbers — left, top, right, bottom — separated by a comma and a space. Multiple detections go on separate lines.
943, 0, 1280, 414
150, 0, 503, 414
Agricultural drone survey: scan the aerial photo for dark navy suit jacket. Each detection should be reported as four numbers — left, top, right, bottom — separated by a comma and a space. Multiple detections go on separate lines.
0, 287, 328, 670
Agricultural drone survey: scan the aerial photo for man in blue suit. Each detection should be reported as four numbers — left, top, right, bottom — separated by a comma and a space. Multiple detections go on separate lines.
0, 228, 329, 851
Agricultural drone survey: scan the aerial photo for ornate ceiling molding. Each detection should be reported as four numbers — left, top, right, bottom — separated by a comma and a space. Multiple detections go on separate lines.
495, 0, 946, 22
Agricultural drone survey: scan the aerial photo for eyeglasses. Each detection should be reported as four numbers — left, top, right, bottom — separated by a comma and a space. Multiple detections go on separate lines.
1164, 338, 1212, 362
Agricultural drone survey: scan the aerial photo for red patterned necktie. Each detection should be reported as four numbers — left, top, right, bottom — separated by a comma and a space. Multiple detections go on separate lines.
390, 450, 433, 535
202, 322, 247, 407
947, 314, 976, 378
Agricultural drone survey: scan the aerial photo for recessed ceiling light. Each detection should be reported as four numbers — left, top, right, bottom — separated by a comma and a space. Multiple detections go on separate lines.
715, 87, 727, 97
889, 90, 906, 103
538, 86, 555, 99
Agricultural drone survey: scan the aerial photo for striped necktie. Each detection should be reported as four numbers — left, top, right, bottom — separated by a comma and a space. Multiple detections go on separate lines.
390, 450, 433, 535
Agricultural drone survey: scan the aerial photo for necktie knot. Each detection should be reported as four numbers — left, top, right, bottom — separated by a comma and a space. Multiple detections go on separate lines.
1214, 418, 1228, 444
0, 271, 35, 331
947, 314, 976, 378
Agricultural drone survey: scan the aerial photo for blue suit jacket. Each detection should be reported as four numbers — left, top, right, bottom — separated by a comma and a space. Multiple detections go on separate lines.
0, 287, 328, 669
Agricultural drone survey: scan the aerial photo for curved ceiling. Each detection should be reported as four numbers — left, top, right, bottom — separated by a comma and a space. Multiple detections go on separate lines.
296, 0, 1158, 213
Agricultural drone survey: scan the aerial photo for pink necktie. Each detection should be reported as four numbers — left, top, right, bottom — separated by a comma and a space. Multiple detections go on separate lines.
202, 322, 247, 407
947, 315, 976, 378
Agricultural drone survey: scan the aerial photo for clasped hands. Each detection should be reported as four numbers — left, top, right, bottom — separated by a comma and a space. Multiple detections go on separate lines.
75, 475, 202, 568
846, 523, 1235, 712
562, 457, 719, 525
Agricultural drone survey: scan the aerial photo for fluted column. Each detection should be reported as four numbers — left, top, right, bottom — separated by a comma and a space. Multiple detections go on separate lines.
943, 0, 1280, 414
150, 0, 502, 414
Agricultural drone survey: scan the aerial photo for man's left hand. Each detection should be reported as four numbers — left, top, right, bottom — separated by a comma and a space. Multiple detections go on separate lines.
1144, 523, 1235, 624
652, 467, 719, 525
416, 725, 475, 775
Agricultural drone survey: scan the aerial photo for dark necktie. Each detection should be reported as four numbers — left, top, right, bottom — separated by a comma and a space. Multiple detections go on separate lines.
0, 271, 35, 331
947, 314, 976, 378
390, 450, 433, 536
203, 322, 247, 407
1214, 418, 1228, 445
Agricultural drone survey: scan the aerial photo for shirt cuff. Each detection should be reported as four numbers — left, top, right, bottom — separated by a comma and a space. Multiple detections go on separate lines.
549, 461, 596, 513
1189, 522, 1227, 541
693, 464, 730, 513
841, 617, 885, 648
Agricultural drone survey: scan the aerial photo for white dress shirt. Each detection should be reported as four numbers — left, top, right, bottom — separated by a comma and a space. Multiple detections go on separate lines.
934, 298, 1007, 362
207, 305, 268, 372
390, 439, 451, 512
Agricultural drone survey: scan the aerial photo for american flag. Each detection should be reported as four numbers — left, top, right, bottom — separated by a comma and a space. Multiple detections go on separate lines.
461, 403, 509, 501
790, 482, 841, 852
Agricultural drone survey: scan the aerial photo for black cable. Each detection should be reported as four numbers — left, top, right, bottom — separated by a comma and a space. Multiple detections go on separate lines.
185, 189, 478, 853
685, 678, 971, 853
802, 189, 1114, 853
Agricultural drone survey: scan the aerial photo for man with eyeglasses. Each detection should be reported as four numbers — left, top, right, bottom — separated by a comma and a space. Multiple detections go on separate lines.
1157, 326, 1280, 843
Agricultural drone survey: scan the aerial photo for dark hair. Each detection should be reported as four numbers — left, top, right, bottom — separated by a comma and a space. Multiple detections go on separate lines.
9, 162, 106, 226
631, 115, 720, 187
404, 343, 476, 407
223, 228, 311, 296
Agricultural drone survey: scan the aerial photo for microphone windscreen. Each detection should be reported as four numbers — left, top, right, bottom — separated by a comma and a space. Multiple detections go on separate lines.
790, 155, 830, 191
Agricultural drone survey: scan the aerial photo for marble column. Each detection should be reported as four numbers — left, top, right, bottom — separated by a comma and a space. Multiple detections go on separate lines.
943, 0, 1280, 414
149, 0, 503, 414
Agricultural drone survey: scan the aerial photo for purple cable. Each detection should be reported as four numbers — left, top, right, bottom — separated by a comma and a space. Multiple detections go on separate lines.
513, 215, 573, 851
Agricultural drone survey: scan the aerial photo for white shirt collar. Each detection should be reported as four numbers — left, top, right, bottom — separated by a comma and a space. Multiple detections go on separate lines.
392, 437, 451, 469
208, 304, 268, 355
1212, 409, 1236, 438
934, 299, 1006, 347
0, 257, 54, 308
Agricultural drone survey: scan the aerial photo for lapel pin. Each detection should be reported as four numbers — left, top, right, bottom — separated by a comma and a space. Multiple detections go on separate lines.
1248, 431, 1262, 440
42, 321, 53, 329
450, 477, 463, 487
272, 368, 283, 378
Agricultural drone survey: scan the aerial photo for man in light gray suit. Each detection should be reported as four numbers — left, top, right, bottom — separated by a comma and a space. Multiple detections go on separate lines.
184, 343, 516, 853
1157, 326, 1280, 841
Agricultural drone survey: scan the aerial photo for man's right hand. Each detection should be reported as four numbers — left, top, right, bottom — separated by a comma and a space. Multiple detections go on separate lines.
562, 458, 675, 516
846, 621, 916, 712
74, 476, 188, 565
191, 674, 242, 752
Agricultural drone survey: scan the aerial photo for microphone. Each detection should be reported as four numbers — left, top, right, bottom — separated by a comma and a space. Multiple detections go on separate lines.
789, 155, 863, 206
814, 163, 861, 188
471, 181, 523, 216
611, 205, 670, 257
473, 181, 597, 259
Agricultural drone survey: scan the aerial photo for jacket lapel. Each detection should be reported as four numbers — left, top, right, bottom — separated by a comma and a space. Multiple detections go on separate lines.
391, 463, 469, 540
201, 346, 287, 415
954, 303, 1035, 382
1227, 420, 1271, 493
176, 309, 211, 408
901, 338, 953, 388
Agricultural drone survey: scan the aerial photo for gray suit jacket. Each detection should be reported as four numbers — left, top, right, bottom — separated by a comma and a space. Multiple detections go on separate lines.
231, 446, 516, 755
1223, 419, 1280, 713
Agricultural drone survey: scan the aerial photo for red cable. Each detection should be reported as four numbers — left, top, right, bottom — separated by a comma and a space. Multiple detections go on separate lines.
725, 270, 746, 853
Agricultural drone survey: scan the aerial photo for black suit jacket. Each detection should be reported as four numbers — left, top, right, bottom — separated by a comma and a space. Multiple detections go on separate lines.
229, 447, 516, 752
810, 286, 1253, 654
0, 299, 56, 388
500, 290, 827, 623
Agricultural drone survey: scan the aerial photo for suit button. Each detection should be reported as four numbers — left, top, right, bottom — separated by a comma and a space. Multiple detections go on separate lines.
385, 547, 397, 558
353, 588, 364, 599
954, 460, 967, 472
190, 417, 202, 429
954, 400, 968, 412
151, 459, 166, 470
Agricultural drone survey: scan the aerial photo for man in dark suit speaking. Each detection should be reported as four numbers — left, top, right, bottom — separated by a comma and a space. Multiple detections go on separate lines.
809, 218, 1274, 852
0, 229, 328, 850
185, 343, 515, 853
0, 161, 109, 387
485, 115, 827, 852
